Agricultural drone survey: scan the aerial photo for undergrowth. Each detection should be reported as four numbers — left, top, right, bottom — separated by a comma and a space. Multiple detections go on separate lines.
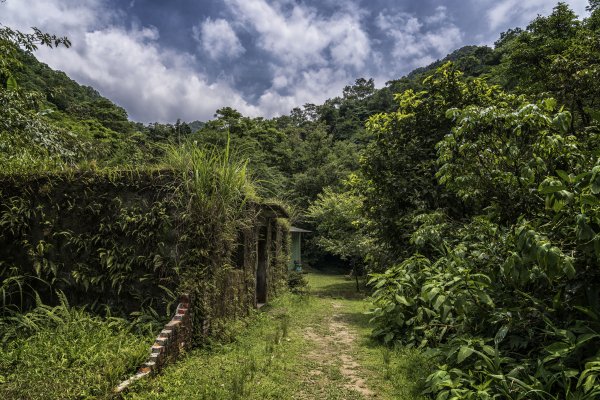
0, 292, 153, 399
125, 294, 302, 400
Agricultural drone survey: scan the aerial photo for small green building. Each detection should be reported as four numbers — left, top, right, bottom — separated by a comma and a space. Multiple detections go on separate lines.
289, 226, 311, 271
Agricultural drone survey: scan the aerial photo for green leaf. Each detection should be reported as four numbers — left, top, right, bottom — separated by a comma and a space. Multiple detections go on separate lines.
574, 306, 599, 321
545, 341, 571, 355
6, 75, 18, 91
538, 182, 566, 195
495, 325, 509, 345
433, 295, 446, 310
562, 258, 576, 279
576, 333, 600, 347
582, 375, 597, 393
477, 292, 494, 307
542, 98, 557, 112
457, 346, 474, 363
556, 170, 571, 183
395, 294, 411, 306
384, 332, 394, 343
581, 194, 599, 206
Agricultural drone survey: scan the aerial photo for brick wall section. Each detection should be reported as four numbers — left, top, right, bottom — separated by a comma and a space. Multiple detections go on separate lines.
115, 294, 193, 393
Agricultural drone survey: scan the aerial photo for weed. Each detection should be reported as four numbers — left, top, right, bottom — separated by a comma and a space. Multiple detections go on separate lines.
0, 293, 151, 399
382, 347, 392, 380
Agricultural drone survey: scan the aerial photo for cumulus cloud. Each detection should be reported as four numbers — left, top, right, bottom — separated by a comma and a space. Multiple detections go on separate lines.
221, 0, 372, 115
37, 26, 259, 122
1, 0, 111, 34
376, 6, 463, 71
225, 0, 370, 69
1, 0, 258, 122
257, 66, 355, 117
486, 0, 589, 30
193, 18, 245, 60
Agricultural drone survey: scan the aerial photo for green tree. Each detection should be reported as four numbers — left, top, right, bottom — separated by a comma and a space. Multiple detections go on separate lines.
360, 63, 501, 260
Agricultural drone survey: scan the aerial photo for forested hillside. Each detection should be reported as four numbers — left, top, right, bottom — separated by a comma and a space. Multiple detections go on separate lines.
2, 1, 600, 399
309, 3, 600, 398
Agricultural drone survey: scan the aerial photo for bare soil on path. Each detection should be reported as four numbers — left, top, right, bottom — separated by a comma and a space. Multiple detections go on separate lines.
293, 271, 385, 400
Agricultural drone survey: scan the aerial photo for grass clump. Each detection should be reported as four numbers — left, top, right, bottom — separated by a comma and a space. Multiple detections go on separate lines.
0, 294, 152, 400
163, 139, 256, 220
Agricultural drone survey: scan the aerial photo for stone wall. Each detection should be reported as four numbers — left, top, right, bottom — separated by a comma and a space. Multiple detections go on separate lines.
0, 172, 291, 393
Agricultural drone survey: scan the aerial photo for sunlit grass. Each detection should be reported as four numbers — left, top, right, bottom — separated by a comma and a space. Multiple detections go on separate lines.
126, 269, 430, 400
0, 294, 152, 400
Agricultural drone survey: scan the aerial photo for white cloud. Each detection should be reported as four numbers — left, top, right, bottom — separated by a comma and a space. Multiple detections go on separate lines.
257, 66, 353, 117
425, 6, 449, 25
1, 0, 259, 122
376, 8, 464, 72
327, 14, 370, 69
225, 0, 371, 69
486, 0, 589, 30
37, 26, 259, 122
194, 18, 245, 60
1, 0, 111, 34
220, 0, 372, 115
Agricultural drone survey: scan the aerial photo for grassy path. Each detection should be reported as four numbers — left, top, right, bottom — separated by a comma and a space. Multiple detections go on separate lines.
125, 269, 427, 399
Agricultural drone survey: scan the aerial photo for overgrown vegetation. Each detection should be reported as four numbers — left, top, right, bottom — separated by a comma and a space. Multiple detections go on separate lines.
325, 3, 600, 398
0, 293, 152, 400
125, 270, 428, 400
3, 1, 600, 398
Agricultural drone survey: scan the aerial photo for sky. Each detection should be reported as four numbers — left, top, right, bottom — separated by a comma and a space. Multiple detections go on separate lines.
1, 0, 591, 123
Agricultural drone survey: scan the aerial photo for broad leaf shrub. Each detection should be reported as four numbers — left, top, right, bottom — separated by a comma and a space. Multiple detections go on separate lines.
368, 63, 600, 398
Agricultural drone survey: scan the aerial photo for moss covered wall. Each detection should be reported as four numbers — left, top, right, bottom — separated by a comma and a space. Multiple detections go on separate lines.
0, 170, 289, 337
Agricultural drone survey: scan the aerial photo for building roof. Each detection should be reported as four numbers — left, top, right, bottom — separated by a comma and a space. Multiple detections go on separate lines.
290, 226, 311, 233
255, 200, 290, 219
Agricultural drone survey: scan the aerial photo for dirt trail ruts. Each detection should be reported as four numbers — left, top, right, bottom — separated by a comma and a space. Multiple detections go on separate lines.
302, 301, 375, 399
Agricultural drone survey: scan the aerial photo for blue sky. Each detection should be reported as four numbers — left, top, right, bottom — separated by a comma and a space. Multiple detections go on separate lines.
1, 0, 591, 123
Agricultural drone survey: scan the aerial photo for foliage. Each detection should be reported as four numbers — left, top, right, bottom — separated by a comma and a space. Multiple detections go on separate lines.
163, 139, 256, 230
4, 2, 600, 398
0, 170, 181, 317
0, 293, 151, 400
0, 23, 70, 88
0, 139, 261, 326
360, 63, 501, 263
286, 270, 309, 295
307, 185, 366, 261
357, 4, 600, 399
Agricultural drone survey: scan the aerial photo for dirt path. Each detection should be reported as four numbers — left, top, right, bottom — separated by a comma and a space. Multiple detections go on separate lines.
125, 269, 426, 400
293, 273, 382, 400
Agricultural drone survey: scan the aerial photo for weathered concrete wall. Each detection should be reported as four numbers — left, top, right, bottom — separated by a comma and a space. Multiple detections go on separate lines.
116, 210, 290, 393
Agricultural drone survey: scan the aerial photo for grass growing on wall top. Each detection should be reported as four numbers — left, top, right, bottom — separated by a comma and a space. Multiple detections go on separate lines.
163, 138, 257, 224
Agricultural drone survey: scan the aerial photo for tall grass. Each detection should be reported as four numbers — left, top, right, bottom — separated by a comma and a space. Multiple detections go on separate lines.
162, 137, 257, 225
0, 292, 152, 399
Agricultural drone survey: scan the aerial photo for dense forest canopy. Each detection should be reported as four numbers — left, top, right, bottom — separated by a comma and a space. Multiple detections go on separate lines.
2, 1, 600, 398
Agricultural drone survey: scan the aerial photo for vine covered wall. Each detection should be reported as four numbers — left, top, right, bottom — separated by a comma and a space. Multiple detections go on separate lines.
0, 169, 290, 336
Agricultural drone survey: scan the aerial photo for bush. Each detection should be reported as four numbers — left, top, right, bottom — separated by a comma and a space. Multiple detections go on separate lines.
287, 271, 309, 295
